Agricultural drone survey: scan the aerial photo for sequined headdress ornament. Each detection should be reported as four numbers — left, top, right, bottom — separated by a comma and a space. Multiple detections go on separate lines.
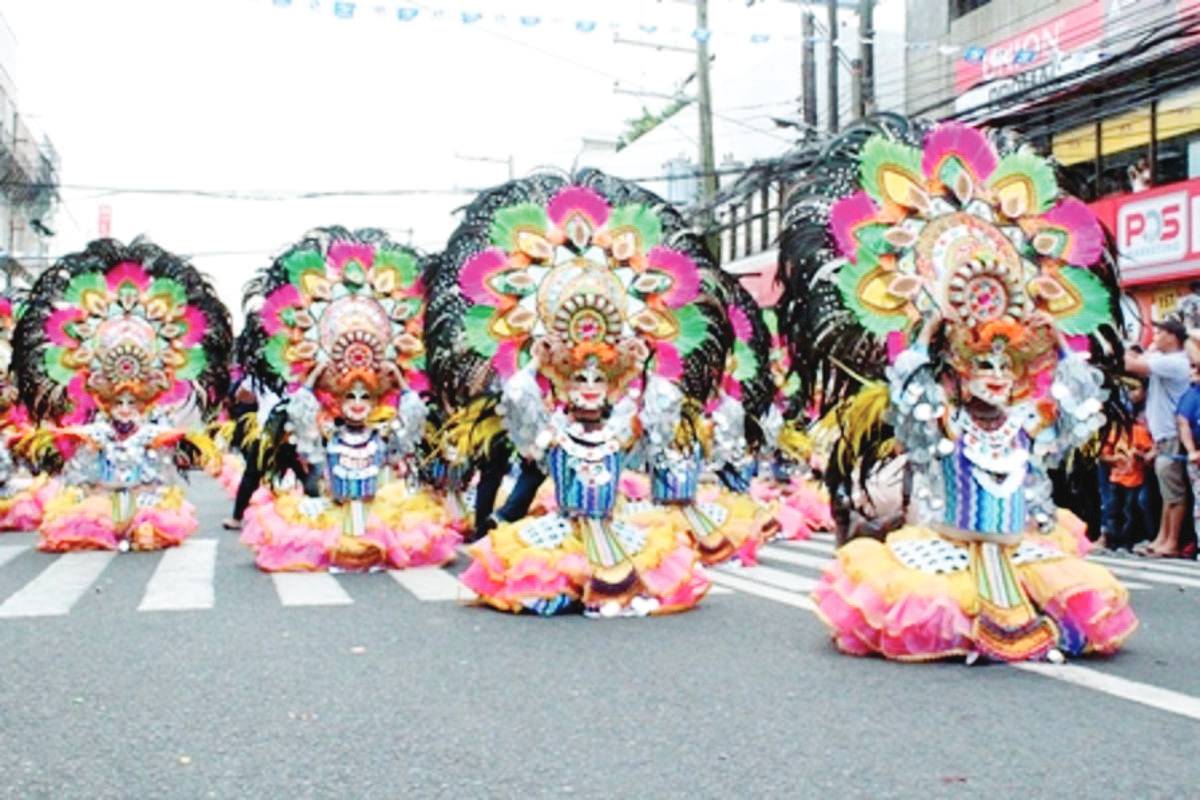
452, 179, 721, 402
246, 227, 426, 409
15, 239, 232, 423
826, 122, 1110, 397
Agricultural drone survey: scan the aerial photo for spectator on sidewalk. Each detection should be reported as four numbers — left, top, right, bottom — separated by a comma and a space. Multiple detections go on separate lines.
1098, 380, 1153, 553
1175, 360, 1200, 559
1125, 317, 1191, 557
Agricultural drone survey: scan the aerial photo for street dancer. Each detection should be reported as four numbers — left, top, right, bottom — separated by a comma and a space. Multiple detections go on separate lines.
435, 173, 723, 616
14, 238, 232, 552
237, 226, 459, 572
786, 119, 1137, 661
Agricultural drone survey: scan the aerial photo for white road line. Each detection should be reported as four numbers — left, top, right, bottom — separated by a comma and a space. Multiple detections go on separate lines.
138, 540, 217, 612
1103, 566, 1200, 589
1013, 662, 1200, 723
271, 572, 354, 607
775, 538, 836, 555
718, 562, 818, 593
0, 551, 116, 618
1088, 554, 1200, 577
389, 567, 477, 601
707, 570, 815, 611
0, 544, 28, 569
758, 544, 834, 572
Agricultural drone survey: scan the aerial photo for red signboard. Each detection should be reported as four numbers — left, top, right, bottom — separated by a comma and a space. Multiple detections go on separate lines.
1089, 177, 1200, 287
954, 1, 1104, 93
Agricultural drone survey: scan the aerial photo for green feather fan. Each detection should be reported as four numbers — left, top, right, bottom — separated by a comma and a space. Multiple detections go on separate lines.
671, 304, 708, 356
176, 348, 208, 381
1055, 267, 1111, 336
988, 150, 1058, 214
374, 248, 419, 288
463, 305, 499, 357
835, 252, 909, 337
148, 277, 187, 309
263, 334, 291, 379
64, 272, 106, 305
731, 339, 758, 382
608, 204, 663, 249
283, 250, 327, 289
488, 203, 549, 250
859, 136, 923, 206
43, 347, 73, 385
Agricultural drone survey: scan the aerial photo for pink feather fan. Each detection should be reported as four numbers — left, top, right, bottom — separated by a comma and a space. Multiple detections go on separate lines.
261, 284, 302, 336
459, 249, 508, 305
829, 191, 879, 259
645, 246, 700, 308
728, 305, 753, 343
547, 186, 611, 228
327, 241, 375, 273
105, 262, 151, 292
1042, 198, 1104, 267
921, 122, 998, 184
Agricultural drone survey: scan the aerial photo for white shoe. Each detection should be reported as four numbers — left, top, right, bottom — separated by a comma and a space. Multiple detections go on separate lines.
599, 601, 621, 619
118, 539, 130, 553
1046, 648, 1066, 665
965, 650, 980, 666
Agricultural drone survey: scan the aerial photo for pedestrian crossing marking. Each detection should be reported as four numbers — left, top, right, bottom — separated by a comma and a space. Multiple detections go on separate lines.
1089, 553, 1200, 578
138, 539, 217, 612
271, 572, 354, 607
708, 570, 815, 611
719, 562, 818, 594
0, 544, 28, 569
389, 566, 477, 602
0, 551, 115, 618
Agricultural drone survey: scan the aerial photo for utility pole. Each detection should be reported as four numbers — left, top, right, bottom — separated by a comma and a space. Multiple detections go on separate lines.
859, 0, 875, 116
695, 0, 718, 254
802, 10, 818, 132
827, 0, 839, 133
851, 58, 863, 119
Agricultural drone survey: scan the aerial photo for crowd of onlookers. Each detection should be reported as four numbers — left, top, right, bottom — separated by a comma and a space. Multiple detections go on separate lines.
1088, 284, 1200, 559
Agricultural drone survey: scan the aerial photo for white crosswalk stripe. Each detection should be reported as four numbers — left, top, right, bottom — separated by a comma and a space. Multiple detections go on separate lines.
389, 566, 477, 601
271, 572, 355, 607
0, 551, 116, 618
0, 544, 28, 569
0, 528, 1191, 619
138, 540, 218, 612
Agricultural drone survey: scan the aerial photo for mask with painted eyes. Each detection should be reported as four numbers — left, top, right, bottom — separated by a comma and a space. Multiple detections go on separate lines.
567, 362, 609, 412
965, 349, 1014, 407
340, 382, 374, 424
110, 392, 145, 426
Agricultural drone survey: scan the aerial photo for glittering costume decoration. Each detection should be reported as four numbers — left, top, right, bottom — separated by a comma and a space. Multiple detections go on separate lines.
237, 227, 459, 572
784, 120, 1137, 661
0, 296, 55, 531
14, 239, 231, 552
444, 172, 724, 616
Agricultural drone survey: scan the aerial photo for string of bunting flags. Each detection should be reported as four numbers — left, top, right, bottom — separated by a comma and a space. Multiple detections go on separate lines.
268, 0, 1042, 63
268, 0, 952, 49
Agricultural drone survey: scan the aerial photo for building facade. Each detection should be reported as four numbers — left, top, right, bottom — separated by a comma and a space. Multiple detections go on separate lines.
905, 0, 1200, 342
0, 11, 59, 289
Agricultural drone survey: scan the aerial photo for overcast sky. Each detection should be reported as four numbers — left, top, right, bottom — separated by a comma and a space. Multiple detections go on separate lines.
3, 0, 903, 321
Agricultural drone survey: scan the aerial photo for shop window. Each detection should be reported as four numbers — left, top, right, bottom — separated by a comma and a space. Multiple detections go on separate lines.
951, 0, 991, 20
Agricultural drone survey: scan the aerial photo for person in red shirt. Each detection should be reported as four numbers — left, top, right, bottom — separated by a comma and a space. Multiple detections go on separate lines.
1099, 380, 1154, 553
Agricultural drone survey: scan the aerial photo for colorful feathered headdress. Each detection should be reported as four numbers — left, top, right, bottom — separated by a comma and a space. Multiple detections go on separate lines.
828, 122, 1109, 350
447, 176, 724, 401
15, 238, 232, 423
245, 227, 427, 408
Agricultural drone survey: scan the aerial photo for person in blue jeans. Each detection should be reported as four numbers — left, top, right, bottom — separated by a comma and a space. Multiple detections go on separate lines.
1174, 360, 1200, 559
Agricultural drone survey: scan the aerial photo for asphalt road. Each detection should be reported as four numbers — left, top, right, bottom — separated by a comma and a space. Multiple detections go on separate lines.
0, 476, 1197, 799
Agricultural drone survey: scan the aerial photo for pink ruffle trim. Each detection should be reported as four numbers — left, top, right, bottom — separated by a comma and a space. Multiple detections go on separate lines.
812, 563, 973, 660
